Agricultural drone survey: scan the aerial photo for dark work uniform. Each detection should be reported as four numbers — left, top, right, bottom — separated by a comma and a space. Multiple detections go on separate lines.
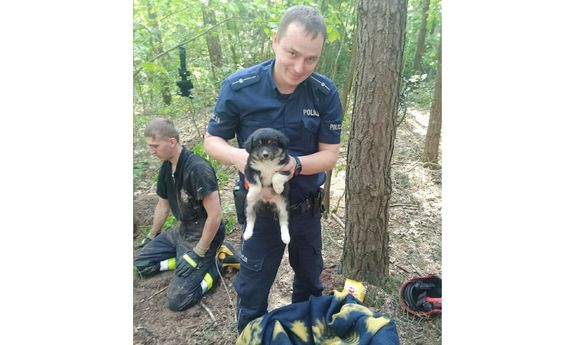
134, 147, 224, 311
208, 59, 343, 332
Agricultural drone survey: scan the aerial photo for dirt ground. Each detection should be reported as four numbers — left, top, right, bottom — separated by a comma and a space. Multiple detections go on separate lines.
133, 109, 442, 345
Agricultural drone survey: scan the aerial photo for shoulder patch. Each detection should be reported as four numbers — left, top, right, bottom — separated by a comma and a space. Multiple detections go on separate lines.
230, 73, 261, 91
309, 74, 332, 95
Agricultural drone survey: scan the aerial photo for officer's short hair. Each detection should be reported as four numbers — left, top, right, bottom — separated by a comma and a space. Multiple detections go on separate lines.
144, 118, 180, 143
278, 5, 326, 43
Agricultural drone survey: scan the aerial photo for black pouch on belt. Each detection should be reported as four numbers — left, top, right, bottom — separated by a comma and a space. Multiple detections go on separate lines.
313, 188, 325, 214
233, 181, 247, 224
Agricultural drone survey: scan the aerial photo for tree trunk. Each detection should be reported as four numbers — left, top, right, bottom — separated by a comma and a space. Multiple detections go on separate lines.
202, 1, 223, 81
146, 0, 172, 106
423, 37, 442, 163
414, 0, 430, 73
223, 7, 238, 67
342, 0, 407, 286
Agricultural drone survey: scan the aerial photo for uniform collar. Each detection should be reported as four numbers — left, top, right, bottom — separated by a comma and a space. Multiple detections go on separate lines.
265, 59, 307, 98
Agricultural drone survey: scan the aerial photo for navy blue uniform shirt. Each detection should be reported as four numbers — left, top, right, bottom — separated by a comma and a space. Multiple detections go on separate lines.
208, 59, 343, 202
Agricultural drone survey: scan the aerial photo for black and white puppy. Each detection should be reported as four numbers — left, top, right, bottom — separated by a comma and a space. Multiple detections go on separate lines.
243, 128, 291, 244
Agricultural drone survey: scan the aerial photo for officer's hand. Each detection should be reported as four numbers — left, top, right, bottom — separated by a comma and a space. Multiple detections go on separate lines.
235, 149, 250, 175
281, 156, 297, 179
175, 246, 209, 277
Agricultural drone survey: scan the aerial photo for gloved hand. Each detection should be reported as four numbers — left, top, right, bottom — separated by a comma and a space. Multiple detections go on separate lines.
137, 232, 160, 249
175, 245, 209, 277
217, 241, 240, 270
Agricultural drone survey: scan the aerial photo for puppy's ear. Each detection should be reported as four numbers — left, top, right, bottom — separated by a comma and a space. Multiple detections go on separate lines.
278, 132, 289, 148
245, 133, 254, 153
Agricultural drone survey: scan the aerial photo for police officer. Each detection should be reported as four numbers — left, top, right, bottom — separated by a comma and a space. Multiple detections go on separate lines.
204, 6, 343, 332
134, 118, 226, 311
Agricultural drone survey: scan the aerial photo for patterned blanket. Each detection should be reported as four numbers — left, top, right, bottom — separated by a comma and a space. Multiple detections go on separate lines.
236, 291, 400, 344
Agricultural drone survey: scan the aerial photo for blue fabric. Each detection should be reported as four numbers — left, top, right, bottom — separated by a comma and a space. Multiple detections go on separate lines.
234, 210, 323, 332
236, 292, 400, 345
207, 59, 343, 202
134, 223, 225, 311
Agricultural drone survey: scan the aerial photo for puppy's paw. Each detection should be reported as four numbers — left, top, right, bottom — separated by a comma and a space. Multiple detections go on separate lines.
273, 182, 284, 194
272, 173, 288, 194
244, 223, 254, 240
280, 228, 290, 244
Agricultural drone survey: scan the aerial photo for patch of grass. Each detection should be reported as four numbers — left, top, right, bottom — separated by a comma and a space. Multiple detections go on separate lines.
334, 161, 346, 175
225, 216, 237, 234
190, 140, 230, 186
216, 170, 229, 186
162, 215, 176, 230
221, 203, 237, 234
134, 224, 151, 249
364, 274, 403, 311
191, 140, 209, 160
394, 172, 411, 189
133, 160, 149, 185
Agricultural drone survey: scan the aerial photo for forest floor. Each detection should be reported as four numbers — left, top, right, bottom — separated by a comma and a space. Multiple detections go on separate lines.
133, 108, 442, 345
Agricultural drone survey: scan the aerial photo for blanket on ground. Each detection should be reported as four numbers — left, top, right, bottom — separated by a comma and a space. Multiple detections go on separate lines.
236, 291, 400, 345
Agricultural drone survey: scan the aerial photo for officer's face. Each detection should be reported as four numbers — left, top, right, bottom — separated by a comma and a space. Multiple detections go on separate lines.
272, 22, 324, 93
146, 135, 176, 161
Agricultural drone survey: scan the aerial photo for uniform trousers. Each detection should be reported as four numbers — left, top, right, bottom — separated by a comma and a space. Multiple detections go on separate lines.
134, 221, 224, 311
233, 208, 323, 333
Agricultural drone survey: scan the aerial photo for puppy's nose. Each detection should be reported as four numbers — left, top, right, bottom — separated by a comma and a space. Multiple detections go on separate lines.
262, 151, 270, 158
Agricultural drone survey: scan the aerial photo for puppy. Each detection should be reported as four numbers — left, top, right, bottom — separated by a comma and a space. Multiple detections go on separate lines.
243, 128, 291, 244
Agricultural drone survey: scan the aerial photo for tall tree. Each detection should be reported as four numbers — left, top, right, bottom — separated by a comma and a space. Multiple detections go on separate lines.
202, 1, 223, 83
413, 0, 430, 73
423, 36, 442, 163
223, 6, 239, 67
145, 0, 172, 105
342, 0, 407, 285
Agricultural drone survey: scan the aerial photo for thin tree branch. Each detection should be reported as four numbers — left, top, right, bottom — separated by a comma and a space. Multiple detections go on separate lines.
334, 190, 345, 212
401, 161, 420, 173
215, 256, 237, 324
325, 229, 343, 249
389, 203, 418, 208
330, 213, 346, 230
157, 4, 195, 23
200, 301, 216, 322
146, 286, 168, 301
134, 22, 153, 35
133, 17, 235, 78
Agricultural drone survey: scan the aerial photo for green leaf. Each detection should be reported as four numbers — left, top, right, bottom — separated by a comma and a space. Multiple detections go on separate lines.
326, 25, 341, 43
140, 61, 167, 74
162, 215, 177, 230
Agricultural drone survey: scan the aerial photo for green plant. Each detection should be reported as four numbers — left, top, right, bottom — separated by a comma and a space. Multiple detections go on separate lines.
225, 216, 237, 234
162, 215, 177, 230
394, 172, 411, 189
191, 141, 209, 160
216, 170, 229, 185
334, 162, 346, 175
363, 274, 403, 310
133, 161, 148, 184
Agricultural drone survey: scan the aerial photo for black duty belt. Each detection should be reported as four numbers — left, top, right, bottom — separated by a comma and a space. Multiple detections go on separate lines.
258, 188, 324, 219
